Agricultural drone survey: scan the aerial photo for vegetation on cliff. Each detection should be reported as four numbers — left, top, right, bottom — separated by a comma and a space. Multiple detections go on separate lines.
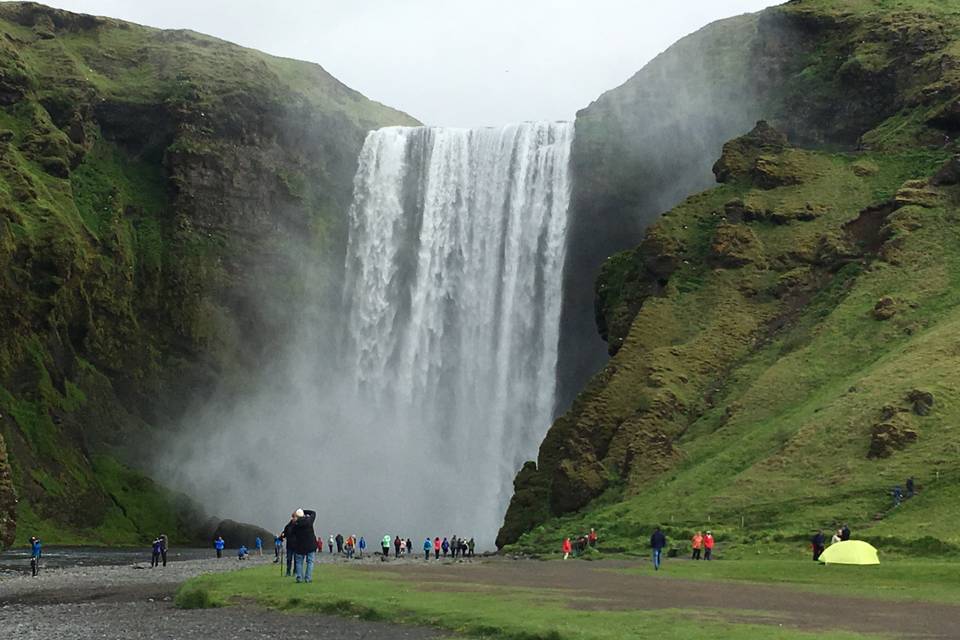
0, 2, 416, 548
500, 0, 960, 554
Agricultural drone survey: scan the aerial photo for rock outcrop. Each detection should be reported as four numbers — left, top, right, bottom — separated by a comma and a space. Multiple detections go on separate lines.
0, 2, 416, 544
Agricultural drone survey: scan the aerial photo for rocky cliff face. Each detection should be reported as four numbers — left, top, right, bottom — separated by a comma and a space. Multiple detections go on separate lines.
501, 0, 960, 550
0, 2, 416, 548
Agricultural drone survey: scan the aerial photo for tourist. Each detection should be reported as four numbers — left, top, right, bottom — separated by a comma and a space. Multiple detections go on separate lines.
433, 536, 441, 559
423, 537, 432, 560
291, 508, 317, 583
399, 537, 406, 556
906, 476, 915, 499
811, 529, 825, 561
315, 535, 323, 553
562, 537, 572, 560
238, 544, 248, 560
394, 535, 401, 558
468, 538, 475, 557
891, 486, 903, 507
841, 524, 851, 541
30, 536, 41, 577
255, 536, 263, 556
359, 536, 366, 558
381, 534, 391, 560
441, 537, 449, 558
336, 533, 344, 554
691, 531, 703, 560
588, 528, 598, 548
281, 514, 297, 576
159, 534, 168, 567
274, 534, 283, 562
703, 531, 715, 560
406, 538, 413, 556
650, 527, 667, 571
328, 534, 334, 554
151, 537, 162, 568
344, 535, 354, 559
214, 535, 225, 559
831, 529, 842, 545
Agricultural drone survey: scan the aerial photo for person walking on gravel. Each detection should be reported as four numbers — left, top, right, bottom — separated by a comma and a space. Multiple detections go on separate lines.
423, 537, 432, 560
394, 535, 401, 558
214, 536, 225, 559
562, 537, 572, 560
335, 533, 344, 554
691, 531, 703, 560
650, 527, 667, 571
358, 536, 366, 558
291, 508, 317, 583
328, 534, 334, 554
433, 536, 441, 559
255, 536, 263, 556
703, 531, 715, 560
468, 538, 475, 558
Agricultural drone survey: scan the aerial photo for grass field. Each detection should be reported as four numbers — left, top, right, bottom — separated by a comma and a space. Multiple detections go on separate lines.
175, 558, 960, 639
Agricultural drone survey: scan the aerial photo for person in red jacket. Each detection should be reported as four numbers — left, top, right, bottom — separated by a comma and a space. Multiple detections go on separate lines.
433, 536, 441, 560
562, 537, 573, 560
691, 531, 703, 560
703, 531, 715, 560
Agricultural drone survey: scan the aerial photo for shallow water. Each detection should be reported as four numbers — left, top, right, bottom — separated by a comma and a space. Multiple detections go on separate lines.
0, 546, 214, 575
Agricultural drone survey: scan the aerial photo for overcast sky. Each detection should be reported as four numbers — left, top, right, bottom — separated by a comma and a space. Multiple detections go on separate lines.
41, 0, 777, 127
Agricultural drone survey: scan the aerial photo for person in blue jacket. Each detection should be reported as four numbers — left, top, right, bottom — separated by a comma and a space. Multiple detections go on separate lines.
30, 536, 42, 577
650, 527, 667, 571
423, 537, 431, 561
255, 536, 263, 556
358, 536, 367, 558
238, 544, 248, 560
273, 534, 283, 562
214, 535, 225, 559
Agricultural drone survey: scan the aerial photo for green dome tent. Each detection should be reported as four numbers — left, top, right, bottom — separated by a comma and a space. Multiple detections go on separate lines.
819, 540, 879, 565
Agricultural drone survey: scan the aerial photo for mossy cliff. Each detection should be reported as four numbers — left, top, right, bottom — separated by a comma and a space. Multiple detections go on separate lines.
0, 2, 416, 548
501, 0, 960, 552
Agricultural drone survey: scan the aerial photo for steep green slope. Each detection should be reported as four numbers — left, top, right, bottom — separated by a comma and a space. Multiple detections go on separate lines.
0, 2, 416, 548
500, 0, 960, 554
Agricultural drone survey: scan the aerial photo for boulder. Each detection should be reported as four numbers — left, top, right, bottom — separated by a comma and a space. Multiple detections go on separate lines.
713, 120, 790, 184
872, 296, 897, 320
868, 421, 918, 458
907, 389, 934, 416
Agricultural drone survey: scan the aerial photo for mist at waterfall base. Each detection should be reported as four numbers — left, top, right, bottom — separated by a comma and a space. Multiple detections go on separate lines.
166, 122, 573, 547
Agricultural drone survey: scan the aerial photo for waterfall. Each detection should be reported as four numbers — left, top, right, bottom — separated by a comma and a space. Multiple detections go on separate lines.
341, 122, 573, 540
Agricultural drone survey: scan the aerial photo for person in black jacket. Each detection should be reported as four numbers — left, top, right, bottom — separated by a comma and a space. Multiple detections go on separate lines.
811, 529, 825, 561
650, 527, 667, 571
290, 508, 317, 583
280, 514, 297, 577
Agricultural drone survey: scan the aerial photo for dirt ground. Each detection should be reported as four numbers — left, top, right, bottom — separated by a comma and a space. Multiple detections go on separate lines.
361, 558, 960, 639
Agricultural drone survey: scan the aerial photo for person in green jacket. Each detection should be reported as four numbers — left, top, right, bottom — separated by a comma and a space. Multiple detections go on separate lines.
381, 534, 391, 561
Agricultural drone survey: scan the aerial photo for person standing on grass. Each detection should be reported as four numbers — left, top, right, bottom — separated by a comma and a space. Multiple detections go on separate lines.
703, 531, 715, 560
841, 524, 851, 541
562, 537, 573, 560
650, 527, 667, 571
906, 476, 915, 498
831, 529, 842, 545
291, 508, 317, 583
214, 536, 225, 559
691, 531, 703, 560
281, 514, 297, 576
811, 529, 825, 561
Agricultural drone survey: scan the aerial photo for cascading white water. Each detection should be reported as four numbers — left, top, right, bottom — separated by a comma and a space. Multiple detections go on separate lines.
342, 122, 573, 541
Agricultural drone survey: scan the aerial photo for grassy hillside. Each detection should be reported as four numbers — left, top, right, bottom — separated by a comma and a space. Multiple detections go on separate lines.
0, 2, 416, 548
501, 0, 960, 555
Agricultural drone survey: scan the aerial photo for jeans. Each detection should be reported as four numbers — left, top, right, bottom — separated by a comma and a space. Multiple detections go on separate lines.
294, 551, 315, 583
652, 548, 662, 570
286, 547, 295, 576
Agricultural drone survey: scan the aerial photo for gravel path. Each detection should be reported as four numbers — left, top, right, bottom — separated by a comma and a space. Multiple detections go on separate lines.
0, 554, 445, 640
